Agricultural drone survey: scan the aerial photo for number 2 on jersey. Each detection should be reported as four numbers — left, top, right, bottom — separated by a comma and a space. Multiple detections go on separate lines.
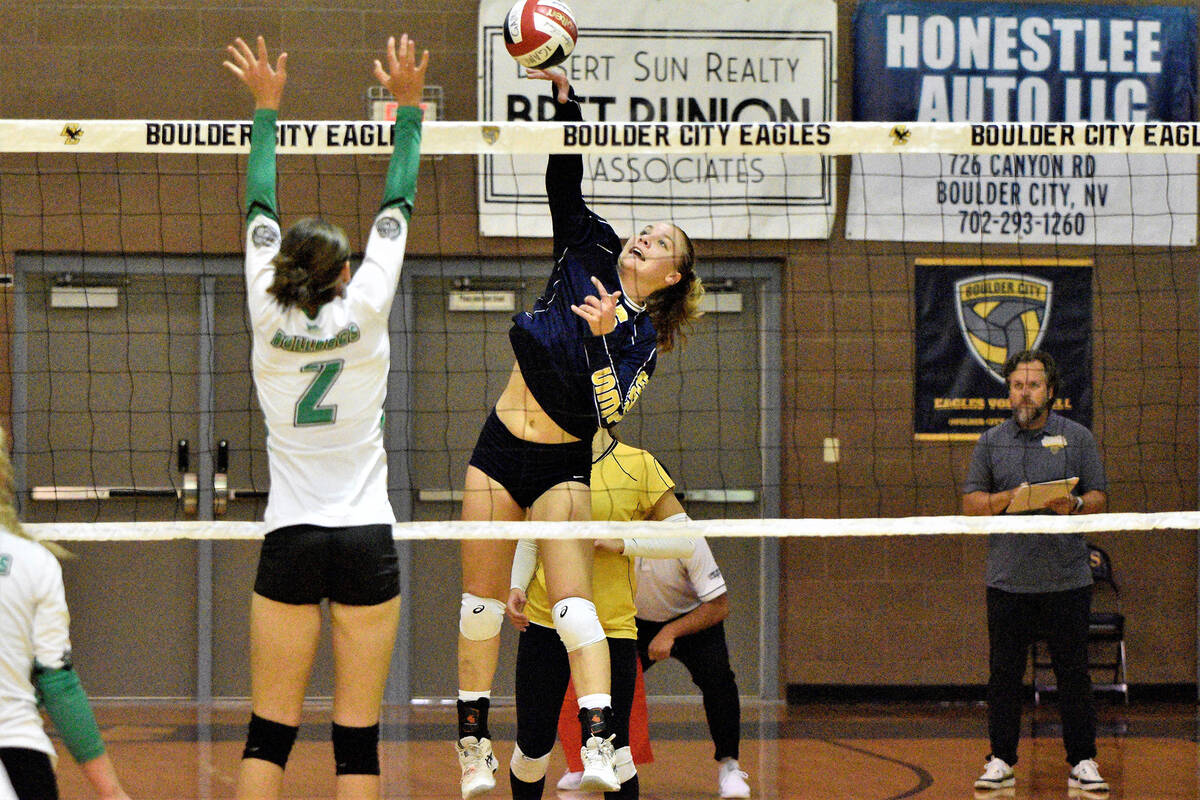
294, 359, 344, 426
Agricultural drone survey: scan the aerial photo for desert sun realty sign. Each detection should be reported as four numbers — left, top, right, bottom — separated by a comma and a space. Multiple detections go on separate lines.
477, 0, 837, 239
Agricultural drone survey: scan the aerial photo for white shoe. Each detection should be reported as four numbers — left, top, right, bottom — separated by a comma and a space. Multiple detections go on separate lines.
718, 759, 751, 798
457, 736, 498, 799
556, 770, 584, 791
973, 756, 1015, 790
578, 734, 620, 792
1068, 759, 1109, 793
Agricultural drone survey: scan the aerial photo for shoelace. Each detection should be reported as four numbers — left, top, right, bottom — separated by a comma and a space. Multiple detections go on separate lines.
582, 735, 616, 766
459, 741, 488, 766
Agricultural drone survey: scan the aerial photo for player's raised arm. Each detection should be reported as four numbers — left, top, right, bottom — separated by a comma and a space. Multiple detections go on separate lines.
223, 36, 287, 224
527, 67, 590, 254
372, 34, 428, 218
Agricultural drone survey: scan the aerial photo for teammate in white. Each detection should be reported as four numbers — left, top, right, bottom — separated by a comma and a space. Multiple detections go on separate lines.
225, 33, 427, 800
635, 537, 751, 799
0, 428, 130, 799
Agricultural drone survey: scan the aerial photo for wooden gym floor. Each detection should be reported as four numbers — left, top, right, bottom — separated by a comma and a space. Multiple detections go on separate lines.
54, 699, 1196, 799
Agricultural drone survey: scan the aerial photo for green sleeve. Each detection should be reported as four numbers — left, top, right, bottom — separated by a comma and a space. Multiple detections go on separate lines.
380, 105, 423, 219
246, 107, 279, 223
35, 666, 106, 764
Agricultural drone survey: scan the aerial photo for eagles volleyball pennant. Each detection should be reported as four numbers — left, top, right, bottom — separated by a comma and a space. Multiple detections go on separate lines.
914, 261, 1092, 439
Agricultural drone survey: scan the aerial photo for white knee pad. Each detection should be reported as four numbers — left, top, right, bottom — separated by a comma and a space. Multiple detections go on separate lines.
459, 593, 505, 641
509, 743, 550, 783
614, 745, 636, 783
551, 596, 606, 652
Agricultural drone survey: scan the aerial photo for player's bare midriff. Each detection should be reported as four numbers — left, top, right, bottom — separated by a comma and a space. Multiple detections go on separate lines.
494, 362, 582, 445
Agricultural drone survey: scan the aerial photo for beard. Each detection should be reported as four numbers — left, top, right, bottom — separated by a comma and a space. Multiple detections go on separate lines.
1013, 397, 1052, 427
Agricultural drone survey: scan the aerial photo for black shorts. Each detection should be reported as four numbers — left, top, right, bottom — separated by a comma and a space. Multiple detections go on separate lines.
467, 408, 592, 509
254, 523, 400, 606
0, 748, 58, 800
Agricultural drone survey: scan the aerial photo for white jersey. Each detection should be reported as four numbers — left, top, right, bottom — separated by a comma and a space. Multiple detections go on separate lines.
634, 535, 727, 623
0, 530, 70, 759
245, 208, 410, 530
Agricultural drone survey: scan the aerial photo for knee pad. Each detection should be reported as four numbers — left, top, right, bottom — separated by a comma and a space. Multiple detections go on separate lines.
460, 593, 506, 641
509, 742, 550, 783
243, 713, 298, 769
614, 745, 636, 783
551, 597, 606, 652
332, 722, 380, 776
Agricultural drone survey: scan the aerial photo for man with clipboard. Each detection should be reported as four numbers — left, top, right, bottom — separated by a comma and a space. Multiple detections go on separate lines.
961, 350, 1109, 796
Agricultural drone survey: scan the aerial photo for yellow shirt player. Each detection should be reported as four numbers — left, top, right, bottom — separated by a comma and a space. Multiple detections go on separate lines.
505, 429, 692, 798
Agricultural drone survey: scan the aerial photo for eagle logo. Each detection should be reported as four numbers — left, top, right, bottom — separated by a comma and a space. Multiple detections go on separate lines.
60, 124, 83, 144
890, 125, 911, 145
954, 273, 1052, 382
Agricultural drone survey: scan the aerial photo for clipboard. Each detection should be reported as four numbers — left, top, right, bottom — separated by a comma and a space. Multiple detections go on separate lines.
1005, 477, 1079, 513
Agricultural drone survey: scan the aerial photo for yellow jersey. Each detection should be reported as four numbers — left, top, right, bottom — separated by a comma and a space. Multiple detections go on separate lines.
524, 440, 675, 638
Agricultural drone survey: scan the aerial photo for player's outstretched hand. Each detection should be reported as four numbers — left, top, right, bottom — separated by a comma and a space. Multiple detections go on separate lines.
571, 276, 622, 336
373, 34, 429, 109
525, 66, 569, 103
223, 36, 287, 111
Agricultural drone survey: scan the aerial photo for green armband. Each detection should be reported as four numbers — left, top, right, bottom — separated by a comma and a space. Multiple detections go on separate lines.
35, 666, 106, 763
380, 105, 423, 219
246, 107, 279, 223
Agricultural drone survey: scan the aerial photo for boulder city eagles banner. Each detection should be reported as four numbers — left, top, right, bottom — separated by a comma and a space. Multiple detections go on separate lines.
914, 260, 1092, 439
477, 0, 837, 239
847, 1, 1197, 246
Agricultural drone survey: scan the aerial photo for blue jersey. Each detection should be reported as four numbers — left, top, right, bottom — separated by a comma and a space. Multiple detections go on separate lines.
510, 91, 658, 440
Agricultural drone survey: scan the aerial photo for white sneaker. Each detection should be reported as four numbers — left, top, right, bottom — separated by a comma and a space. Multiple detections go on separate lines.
457, 736, 498, 799
973, 756, 1015, 790
578, 734, 620, 792
556, 770, 584, 791
718, 759, 751, 798
1068, 759, 1109, 793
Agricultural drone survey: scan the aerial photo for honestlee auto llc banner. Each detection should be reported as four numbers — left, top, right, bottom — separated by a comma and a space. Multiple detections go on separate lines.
477, 0, 837, 239
914, 260, 1092, 440
846, 1, 1197, 246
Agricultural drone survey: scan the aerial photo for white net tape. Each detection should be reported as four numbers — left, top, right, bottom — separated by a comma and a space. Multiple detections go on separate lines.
25, 511, 1200, 542
5, 120, 1200, 155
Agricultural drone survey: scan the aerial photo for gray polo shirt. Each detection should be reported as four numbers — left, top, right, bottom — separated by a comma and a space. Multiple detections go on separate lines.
963, 412, 1106, 593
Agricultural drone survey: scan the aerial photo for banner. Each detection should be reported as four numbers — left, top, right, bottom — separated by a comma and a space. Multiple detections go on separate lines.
914, 260, 1092, 439
847, 1, 1197, 245
477, 0, 838, 239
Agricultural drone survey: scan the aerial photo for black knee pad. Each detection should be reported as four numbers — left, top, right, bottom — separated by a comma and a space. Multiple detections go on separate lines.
243, 713, 299, 769
332, 722, 380, 776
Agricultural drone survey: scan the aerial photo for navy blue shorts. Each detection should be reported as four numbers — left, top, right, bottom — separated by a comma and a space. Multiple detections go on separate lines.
254, 523, 400, 606
467, 409, 592, 509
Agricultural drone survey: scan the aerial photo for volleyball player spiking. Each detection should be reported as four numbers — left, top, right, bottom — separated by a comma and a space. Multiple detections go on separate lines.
454, 65, 704, 798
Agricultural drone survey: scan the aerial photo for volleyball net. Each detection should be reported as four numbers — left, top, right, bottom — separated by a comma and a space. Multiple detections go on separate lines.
1, 117, 1196, 700
2, 118, 1196, 529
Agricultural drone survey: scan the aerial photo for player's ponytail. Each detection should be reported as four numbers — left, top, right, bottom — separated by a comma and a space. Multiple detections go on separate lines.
645, 227, 703, 353
268, 218, 352, 313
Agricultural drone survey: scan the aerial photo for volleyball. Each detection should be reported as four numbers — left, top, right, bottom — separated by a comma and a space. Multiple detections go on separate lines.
503, 0, 578, 70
